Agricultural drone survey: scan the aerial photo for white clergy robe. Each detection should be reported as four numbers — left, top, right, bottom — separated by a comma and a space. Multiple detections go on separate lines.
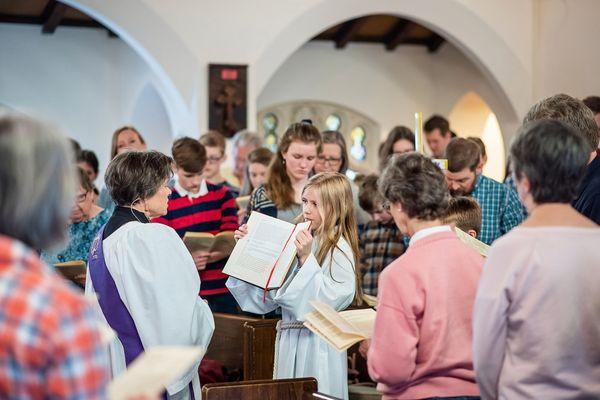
226, 237, 356, 400
86, 221, 214, 399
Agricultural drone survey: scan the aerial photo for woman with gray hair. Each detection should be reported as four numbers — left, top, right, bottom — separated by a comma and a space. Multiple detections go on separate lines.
85, 150, 214, 400
0, 113, 108, 398
473, 119, 600, 399
365, 152, 483, 400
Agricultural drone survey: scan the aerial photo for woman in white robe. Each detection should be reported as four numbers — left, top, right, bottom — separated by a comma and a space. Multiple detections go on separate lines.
227, 172, 360, 400
86, 151, 214, 400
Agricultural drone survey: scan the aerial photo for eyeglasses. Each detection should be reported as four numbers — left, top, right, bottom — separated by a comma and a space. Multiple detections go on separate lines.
317, 156, 342, 165
206, 156, 224, 164
382, 201, 391, 211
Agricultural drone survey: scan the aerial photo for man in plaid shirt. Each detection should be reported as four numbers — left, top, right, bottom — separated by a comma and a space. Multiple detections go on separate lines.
0, 236, 109, 399
445, 138, 525, 245
358, 175, 406, 296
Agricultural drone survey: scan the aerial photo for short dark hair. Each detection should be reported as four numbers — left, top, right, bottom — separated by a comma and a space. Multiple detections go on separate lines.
442, 196, 482, 235
76, 149, 99, 175
379, 153, 449, 221
467, 137, 486, 158
321, 130, 350, 173
379, 126, 415, 169
511, 119, 589, 204
446, 138, 481, 172
424, 115, 450, 136
524, 93, 599, 152
358, 174, 385, 213
172, 137, 207, 173
77, 166, 94, 193
105, 151, 173, 206
583, 96, 600, 114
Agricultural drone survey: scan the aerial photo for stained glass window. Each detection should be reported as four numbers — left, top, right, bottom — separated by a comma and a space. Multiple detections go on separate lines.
325, 114, 341, 131
350, 126, 367, 161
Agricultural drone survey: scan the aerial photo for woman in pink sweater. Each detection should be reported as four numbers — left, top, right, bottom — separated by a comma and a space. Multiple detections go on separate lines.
366, 153, 484, 400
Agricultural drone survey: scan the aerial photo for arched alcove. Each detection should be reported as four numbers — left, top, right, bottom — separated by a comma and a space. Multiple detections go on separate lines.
130, 83, 173, 156
449, 92, 505, 181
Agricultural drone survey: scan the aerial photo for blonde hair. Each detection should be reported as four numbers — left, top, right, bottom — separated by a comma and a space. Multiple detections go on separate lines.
265, 122, 322, 209
303, 172, 362, 303
110, 126, 145, 159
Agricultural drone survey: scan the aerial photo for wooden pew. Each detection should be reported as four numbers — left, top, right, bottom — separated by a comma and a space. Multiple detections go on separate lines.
202, 377, 318, 400
204, 313, 279, 381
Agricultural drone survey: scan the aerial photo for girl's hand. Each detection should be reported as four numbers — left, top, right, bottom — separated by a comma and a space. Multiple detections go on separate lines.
237, 208, 248, 225
358, 339, 371, 359
234, 224, 249, 241
294, 229, 313, 266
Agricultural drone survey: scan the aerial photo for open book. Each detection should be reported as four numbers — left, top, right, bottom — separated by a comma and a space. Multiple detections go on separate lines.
183, 231, 236, 254
54, 260, 86, 283
304, 300, 376, 352
223, 211, 310, 289
455, 227, 490, 257
108, 346, 205, 400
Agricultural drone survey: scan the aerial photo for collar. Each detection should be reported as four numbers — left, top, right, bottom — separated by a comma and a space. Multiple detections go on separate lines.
409, 225, 452, 246
471, 173, 484, 194
174, 178, 208, 200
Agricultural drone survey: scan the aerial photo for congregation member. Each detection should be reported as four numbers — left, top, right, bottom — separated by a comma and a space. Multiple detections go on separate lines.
77, 149, 101, 196
315, 130, 370, 226
366, 152, 483, 400
247, 121, 321, 223
86, 150, 214, 399
230, 129, 262, 187
0, 113, 108, 398
424, 115, 452, 158
42, 167, 110, 264
467, 137, 487, 170
524, 93, 600, 224
473, 119, 600, 399
442, 196, 482, 238
378, 126, 415, 169
228, 172, 361, 400
239, 147, 274, 196
445, 138, 524, 244
98, 125, 147, 210
357, 174, 405, 297
199, 130, 240, 197
154, 137, 239, 313
583, 95, 600, 128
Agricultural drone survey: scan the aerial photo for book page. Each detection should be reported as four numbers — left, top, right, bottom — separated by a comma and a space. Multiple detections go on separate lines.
223, 212, 295, 288
304, 311, 363, 352
455, 227, 490, 257
108, 346, 205, 400
267, 221, 311, 288
339, 308, 376, 338
211, 231, 236, 254
183, 232, 215, 253
309, 300, 362, 335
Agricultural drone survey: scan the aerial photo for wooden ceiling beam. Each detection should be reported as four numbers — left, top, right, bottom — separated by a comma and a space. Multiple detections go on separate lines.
384, 19, 410, 51
426, 33, 445, 53
41, 0, 67, 34
334, 18, 368, 49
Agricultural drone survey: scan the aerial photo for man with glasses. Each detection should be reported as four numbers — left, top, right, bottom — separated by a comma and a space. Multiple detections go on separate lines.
200, 131, 240, 197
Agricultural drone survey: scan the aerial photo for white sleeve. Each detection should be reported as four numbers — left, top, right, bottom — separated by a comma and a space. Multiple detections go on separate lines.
472, 245, 513, 400
108, 224, 215, 394
274, 239, 356, 321
226, 277, 279, 314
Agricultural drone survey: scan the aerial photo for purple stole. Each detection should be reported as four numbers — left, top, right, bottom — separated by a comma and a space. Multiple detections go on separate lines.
88, 225, 144, 365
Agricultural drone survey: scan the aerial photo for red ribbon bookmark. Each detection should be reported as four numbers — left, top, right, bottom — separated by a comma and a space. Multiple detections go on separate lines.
262, 225, 297, 303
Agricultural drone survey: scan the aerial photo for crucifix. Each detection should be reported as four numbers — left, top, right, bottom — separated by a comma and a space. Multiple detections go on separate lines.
216, 85, 242, 134
208, 64, 248, 138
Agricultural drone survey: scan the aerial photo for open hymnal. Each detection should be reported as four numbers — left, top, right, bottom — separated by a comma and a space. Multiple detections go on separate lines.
235, 195, 251, 211
54, 260, 86, 283
183, 231, 236, 254
304, 300, 376, 352
455, 227, 490, 257
223, 211, 310, 289
108, 346, 205, 400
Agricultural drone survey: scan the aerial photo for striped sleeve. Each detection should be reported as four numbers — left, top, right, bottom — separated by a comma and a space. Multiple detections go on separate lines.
219, 187, 239, 232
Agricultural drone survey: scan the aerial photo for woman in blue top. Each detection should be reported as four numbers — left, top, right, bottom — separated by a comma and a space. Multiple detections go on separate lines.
42, 167, 110, 264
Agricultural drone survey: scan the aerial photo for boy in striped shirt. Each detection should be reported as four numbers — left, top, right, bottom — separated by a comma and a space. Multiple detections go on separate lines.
154, 137, 239, 313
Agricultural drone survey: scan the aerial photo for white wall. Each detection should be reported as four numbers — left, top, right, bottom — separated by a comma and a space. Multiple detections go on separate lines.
258, 41, 502, 142
0, 23, 173, 185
